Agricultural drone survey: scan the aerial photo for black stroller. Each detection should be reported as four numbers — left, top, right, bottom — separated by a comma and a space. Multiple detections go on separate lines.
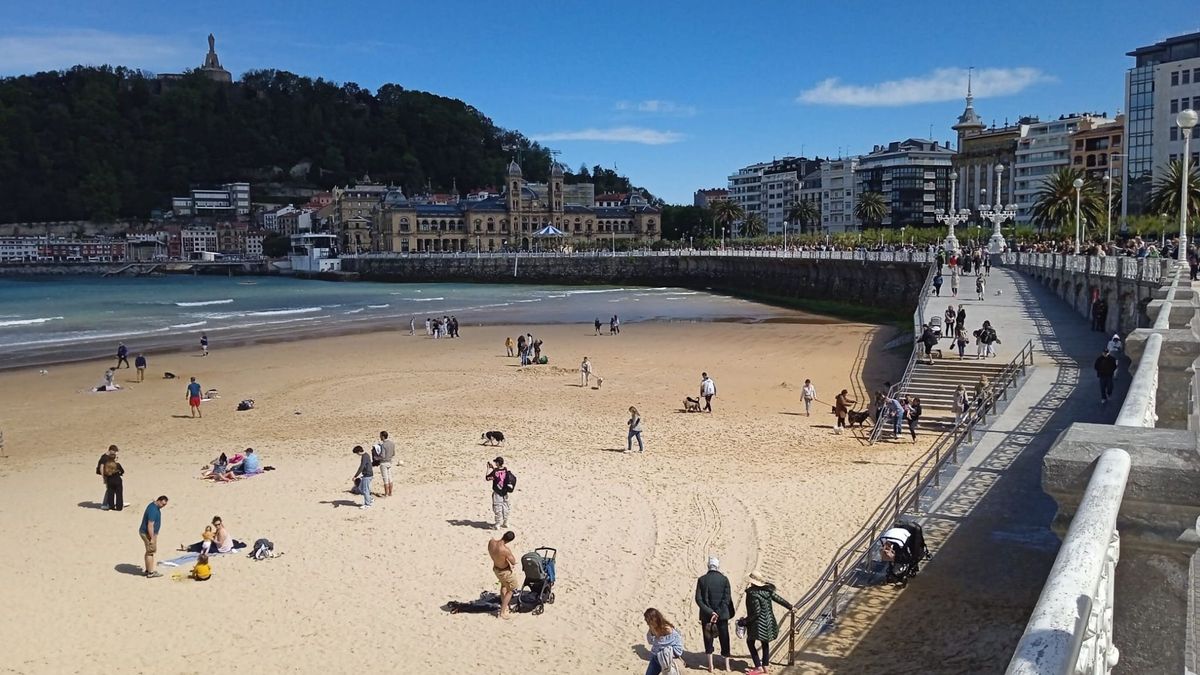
519, 547, 557, 615
879, 521, 929, 585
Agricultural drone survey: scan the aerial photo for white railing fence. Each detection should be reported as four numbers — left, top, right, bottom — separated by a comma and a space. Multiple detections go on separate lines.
1000, 251, 1174, 283
346, 248, 937, 264
1007, 448, 1129, 675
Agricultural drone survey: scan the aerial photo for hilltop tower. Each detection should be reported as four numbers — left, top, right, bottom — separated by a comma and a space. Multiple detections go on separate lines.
199, 33, 232, 83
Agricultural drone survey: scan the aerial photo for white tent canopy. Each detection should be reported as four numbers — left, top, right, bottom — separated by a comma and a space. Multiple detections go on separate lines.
533, 224, 567, 237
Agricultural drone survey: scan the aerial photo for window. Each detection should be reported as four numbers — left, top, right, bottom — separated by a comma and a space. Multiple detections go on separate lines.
1185, 70, 1193, 85
1171, 99, 1180, 114
1195, 68, 1200, 82
1172, 71, 1180, 86
1172, 126, 1179, 141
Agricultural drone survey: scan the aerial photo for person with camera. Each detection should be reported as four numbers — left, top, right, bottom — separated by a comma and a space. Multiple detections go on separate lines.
351, 445, 373, 509
486, 456, 516, 529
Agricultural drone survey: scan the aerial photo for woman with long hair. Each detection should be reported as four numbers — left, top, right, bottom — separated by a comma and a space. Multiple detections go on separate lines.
627, 406, 644, 453
642, 607, 684, 675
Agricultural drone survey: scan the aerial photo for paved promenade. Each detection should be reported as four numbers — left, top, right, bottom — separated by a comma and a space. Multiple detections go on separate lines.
791, 265, 1125, 674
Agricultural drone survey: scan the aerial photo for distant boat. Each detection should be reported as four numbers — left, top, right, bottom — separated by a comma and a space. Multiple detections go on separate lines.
237, 281, 258, 285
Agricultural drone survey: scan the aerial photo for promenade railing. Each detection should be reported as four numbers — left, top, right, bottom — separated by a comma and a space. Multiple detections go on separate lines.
1004, 259, 1182, 674
999, 251, 1174, 282
868, 260, 937, 445
773, 339, 1036, 666
345, 248, 937, 263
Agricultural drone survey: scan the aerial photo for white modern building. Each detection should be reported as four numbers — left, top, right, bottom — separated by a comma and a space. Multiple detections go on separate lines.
172, 182, 251, 217
1124, 32, 1200, 217
1013, 114, 1111, 222
180, 226, 218, 260
855, 140, 955, 228
727, 157, 822, 235
0, 236, 42, 262
820, 157, 859, 232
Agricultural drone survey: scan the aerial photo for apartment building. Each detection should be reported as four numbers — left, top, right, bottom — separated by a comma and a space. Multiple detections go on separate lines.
820, 158, 859, 232
726, 157, 821, 235
1013, 114, 1112, 222
855, 140, 954, 228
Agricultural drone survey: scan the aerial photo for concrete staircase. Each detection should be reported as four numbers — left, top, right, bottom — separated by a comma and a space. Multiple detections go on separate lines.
902, 357, 1012, 426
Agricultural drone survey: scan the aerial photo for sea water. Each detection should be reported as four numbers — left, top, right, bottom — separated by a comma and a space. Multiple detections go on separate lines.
0, 276, 813, 368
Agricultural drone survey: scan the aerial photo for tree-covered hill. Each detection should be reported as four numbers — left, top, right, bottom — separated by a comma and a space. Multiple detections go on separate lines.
0, 66, 565, 222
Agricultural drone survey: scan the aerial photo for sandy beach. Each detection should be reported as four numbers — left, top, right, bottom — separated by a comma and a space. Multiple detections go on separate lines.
0, 318, 928, 674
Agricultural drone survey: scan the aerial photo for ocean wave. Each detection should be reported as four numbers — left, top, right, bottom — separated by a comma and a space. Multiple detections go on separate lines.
563, 288, 627, 295
0, 326, 169, 348
344, 308, 365, 314
169, 321, 208, 329
367, 304, 390, 309
245, 307, 323, 317
0, 316, 64, 327
175, 299, 233, 307
405, 297, 445, 302
514, 298, 542, 303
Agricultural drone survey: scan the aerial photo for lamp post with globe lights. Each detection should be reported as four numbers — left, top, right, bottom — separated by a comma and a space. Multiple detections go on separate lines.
980, 166, 1014, 254
1178, 108, 1198, 259
1073, 177, 1085, 254
935, 170, 969, 253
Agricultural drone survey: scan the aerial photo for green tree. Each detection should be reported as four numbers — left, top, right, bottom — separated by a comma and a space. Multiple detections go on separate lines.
262, 232, 290, 257
1147, 159, 1200, 225
1031, 168, 1104, 235
854, 191, 887, 229
710, 199, 743, 239
786, 200, 820, 234
741, 213, 766, 238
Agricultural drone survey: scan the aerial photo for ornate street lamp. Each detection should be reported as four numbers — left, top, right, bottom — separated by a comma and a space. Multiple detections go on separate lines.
935, 171, 969, 253
979, 166, 1015, 254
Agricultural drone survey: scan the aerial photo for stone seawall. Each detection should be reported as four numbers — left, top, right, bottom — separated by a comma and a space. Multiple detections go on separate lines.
1005, 257, 1171, 334
0, 261, 272, 276
343, 255, 929, 315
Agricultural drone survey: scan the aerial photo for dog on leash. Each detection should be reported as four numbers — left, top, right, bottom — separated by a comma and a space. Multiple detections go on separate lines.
683, 396, 702, 412
481, 431, 506, 446
847, 409, 873, 428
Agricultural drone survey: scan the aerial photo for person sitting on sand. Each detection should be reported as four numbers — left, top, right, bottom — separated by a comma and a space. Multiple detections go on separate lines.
233, 447, 262, 475
190, 552, 212, 581
202, 453, 234, 481
643, 607, 685, 675
181, 525, 216, 554
183, 516, 241, 553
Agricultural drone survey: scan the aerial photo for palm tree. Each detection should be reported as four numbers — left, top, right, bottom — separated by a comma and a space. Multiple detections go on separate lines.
786, 200, 820, 234
710, 200, 744, 239
1147, 159, 1200, 225
854, 192, 887, 229
1031, 168, 1104, 235
741, 213, 766, 238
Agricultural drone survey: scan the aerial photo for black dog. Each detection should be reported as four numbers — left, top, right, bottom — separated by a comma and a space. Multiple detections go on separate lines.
847, 409, 873, 428
481, 431, 506, 446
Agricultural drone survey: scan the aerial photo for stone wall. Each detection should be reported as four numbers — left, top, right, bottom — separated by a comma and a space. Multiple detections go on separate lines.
1005, 256, 1171, 334
342, 255, 929, 315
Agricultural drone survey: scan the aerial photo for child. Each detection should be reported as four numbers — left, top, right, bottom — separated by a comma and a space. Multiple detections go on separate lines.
190, 553, 212, 581
181, 525, 215, 554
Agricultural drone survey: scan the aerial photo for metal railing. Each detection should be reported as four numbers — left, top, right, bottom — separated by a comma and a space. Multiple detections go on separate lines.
346, 248, 938, 263
868, 260, 938, 445
775, 339, 1036, 665
1006, 448, 1130, 675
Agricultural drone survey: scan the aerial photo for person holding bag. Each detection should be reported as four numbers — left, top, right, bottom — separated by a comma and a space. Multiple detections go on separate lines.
695, 556, 735, 672
743, 570, 792, 675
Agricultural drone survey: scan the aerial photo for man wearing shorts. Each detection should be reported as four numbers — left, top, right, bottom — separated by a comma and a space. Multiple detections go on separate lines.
488, 530, 518, 619
375, 431, 395, 497
139, 495, 168, 578
186, 377, 202, 418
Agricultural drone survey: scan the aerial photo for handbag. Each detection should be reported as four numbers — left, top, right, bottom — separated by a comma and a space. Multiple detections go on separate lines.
735, 617, 748, 639
702, 622, 718, 641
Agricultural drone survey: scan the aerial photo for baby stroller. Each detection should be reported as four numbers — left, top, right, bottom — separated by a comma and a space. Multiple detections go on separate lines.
519, 547, 557, 615
928, 315, 944, 339
879, 521, 929, 585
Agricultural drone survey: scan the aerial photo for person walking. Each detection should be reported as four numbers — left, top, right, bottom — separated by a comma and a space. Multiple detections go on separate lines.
505, 336, 515, 357
744, 571, 792, 675
116, 342, 130, 369
950, 268, 960, 298
409, 317, 415, 336
375, 431, 395, 497
101, 451, 125, 511
134, 353, 147, 382
96, 444, 120, 510
695, 556, 734, 673
425, 317, 432, 336
918, 324, 938, 365
954, 326, 969, 360
580, 356, 593, 387
932, 271, 943, 296
642, 608, 685, 675
801, 379, 816, 417
944, 305, 956, 337
700, 373, 717, 413
956, 305, 967, 336
980, 320, 1001, 358
486, 457, 514, 528
887, 396, 905, 440
351, 445, 373, 509
906, 396, 922, 443
200, 333, 209, 357
833, 389, 855, 435
186, 377, 203, 418
139, 495, 168, 578
1095, 349, 1118, 404
952, 384, 970, 427
983, 252, 992, 276
627, 406, 644, 453
594, 317, 603, 335
975, 274, 986, 301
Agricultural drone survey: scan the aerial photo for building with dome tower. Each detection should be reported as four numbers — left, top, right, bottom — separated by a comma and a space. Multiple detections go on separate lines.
950, 74, 1025, 213
336, 160, 660, 253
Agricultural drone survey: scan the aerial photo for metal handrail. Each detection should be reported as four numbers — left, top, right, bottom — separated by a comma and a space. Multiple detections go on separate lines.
774, 339, 1036, 666
344, 249, 937, 262
868, 260, 938, 444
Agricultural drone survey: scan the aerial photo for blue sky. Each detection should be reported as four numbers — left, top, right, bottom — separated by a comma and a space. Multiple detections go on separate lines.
0, 1, 1190, 203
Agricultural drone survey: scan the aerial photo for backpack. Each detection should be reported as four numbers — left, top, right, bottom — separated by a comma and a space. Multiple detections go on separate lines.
502, 470, 517, 495
249, 538, 274, 560
237, 399, 255, 411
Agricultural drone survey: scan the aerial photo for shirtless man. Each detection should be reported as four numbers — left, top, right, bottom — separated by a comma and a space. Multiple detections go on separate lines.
488, 531, 519, 619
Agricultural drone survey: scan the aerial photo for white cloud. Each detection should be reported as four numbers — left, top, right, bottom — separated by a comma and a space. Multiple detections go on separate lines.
615, 99, 697, 116
797, 67, 1053, 107
0, 29, 186, 74
531, 126, 685, 145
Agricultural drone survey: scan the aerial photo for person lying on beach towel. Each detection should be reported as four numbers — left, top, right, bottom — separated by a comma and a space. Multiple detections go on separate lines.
93, 369, 121, 392
202, 388, 219, 401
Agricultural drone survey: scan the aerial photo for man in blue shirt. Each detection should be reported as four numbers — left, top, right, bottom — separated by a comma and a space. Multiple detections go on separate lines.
116, 342, 129, 369
186, 377, 202, 418
134, 353, 147, 382
139, 495, 169, 578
